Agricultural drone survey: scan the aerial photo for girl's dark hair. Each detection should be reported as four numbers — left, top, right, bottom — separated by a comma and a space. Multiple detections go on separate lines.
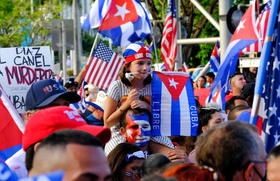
197, 108, 219, 135
107, 143, 142, 181
119, 63, 152, 87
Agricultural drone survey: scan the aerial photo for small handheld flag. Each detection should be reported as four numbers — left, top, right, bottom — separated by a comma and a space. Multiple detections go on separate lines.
209, 41, 220, 73
151, 71, 198, 136
160, 0, 177, 71
83, 41, 124, 91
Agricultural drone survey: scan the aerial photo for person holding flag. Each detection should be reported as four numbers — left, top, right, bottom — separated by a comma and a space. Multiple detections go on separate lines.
104, 42, 180, 158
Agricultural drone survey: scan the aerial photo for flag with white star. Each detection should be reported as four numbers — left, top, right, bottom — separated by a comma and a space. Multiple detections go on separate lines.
255, 13, 280, 152
209, 2, 259, 102
98, 0, 151, 47
151, 71, 198, 136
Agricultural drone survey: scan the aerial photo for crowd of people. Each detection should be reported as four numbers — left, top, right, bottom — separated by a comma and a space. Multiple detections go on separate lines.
3, 42, 279, 181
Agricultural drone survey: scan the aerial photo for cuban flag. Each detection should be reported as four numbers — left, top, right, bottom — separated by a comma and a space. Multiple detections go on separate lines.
98, 0, 151, 47
209, 41, 220, 73
0, 84, 24, 161
83, 0, 112, 30
151, 71, 198, 136
209, 1, 259, 102
206, 86, 226, 111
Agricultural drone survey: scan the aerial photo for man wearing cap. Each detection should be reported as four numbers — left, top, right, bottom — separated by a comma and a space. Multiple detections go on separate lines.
24, 106, 111, 175
29, 129, 112, 181
6, 79, 81, 178
25, 79, 81, 119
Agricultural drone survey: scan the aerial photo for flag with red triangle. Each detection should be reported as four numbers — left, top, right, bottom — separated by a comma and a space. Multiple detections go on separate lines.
209, 1, 259, 103
151, 71, 198, 136
98, 0, 151, 47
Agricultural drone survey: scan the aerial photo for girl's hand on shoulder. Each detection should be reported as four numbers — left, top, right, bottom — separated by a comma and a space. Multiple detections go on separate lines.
127, 89, 139, 104
131, 100, 150, 110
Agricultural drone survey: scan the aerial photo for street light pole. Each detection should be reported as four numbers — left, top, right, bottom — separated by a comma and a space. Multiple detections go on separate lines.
219, 0, 232, 59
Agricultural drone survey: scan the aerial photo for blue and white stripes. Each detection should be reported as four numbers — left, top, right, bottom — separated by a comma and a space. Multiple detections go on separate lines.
151, 71, 198, 136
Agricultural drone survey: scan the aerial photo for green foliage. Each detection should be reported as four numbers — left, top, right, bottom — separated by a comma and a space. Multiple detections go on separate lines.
82, 32, 95, 57
0, 0, 63, 47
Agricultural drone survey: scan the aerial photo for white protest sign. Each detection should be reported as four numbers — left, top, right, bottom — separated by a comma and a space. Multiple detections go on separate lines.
0, 46, 53, 113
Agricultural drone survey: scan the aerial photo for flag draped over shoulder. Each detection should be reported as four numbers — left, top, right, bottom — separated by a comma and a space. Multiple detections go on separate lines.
151, 71, 198, 136
160, 0, 177, 71
83, 0, 112, 30
83, 41, 124, 91
251, 3, 280, 152
98, 0, 151, 47
0, 84, 24, 161
242, 0, 271, 54
209, 2, 259, 102
209, 41, 220, 73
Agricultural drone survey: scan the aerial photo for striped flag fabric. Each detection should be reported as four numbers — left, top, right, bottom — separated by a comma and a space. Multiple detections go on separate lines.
242, 0, 271, 54
182, 62, 189, 73
251, 4, 280, 152
70, 80, 87, 113
209, 2, 258, 103
206, 86, 226, 111
151, 71, 198, 136
160, 0, 177, 71
82, 0, 112, 30
209, 41, 220, 73
83, 41, 124, 91
0, 159, 64, 181
98, 0, 151, 47
0, 84, 24, 161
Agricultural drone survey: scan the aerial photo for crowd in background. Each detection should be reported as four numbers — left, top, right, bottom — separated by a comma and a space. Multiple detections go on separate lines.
3, 42, 279, 181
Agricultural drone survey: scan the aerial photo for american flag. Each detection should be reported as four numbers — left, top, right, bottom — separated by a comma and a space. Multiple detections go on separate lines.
182, 62, 188, 73
255, 14, 280, 152
242, 0, 271, 54
160, 0, 177, 71
83, 41, 124, 91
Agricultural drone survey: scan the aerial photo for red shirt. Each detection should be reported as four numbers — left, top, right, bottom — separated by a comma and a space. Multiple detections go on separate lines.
225, 91, 234, 102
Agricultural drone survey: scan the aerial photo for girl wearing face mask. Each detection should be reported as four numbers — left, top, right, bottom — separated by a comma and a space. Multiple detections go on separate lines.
108, 143, 145, 181
104, 43, 175, 156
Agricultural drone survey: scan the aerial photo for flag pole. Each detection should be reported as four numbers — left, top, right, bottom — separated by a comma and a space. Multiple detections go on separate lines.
87, 32, 100, 64
250, 0, 280, 124
144, 0, 159, 65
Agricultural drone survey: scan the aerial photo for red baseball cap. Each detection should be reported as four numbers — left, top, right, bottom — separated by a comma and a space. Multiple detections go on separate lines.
22, 106, 111, 150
